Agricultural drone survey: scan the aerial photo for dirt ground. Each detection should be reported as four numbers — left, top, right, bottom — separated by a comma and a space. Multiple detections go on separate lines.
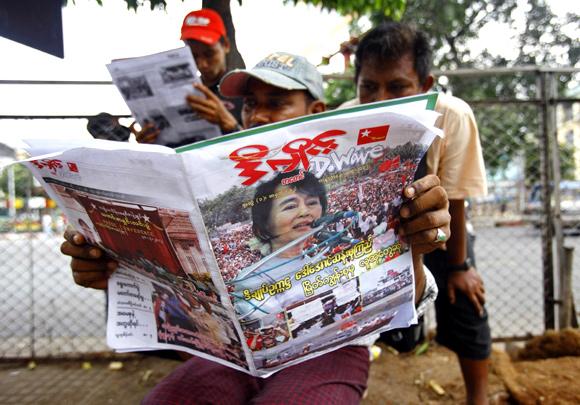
1, 330, 579, 404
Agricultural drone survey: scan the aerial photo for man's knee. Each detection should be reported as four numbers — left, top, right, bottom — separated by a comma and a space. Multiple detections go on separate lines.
143, 356, 258, 405
253, 346, 370, 404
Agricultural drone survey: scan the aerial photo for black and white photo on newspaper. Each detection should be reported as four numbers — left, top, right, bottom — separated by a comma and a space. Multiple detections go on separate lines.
107, 47, 221, 146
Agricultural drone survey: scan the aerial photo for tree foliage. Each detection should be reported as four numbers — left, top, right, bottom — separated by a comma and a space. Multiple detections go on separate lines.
326, 0, 579, 183
0, 165, 35, 199
324, 69, 356, 109
63, 0, 240, 11
430, 0, 579, 182
286, 0, 406, 20
76, 0, 406, 18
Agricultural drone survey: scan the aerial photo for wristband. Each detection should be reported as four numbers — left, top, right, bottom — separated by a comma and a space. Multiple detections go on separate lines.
448, 257, 473, 272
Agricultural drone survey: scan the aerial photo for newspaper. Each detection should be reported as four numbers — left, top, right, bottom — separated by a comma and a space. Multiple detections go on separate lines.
107, 47, 221, 146
18, 93, 441, 376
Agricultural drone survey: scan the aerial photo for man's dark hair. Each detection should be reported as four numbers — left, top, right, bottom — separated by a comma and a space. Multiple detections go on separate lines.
251, 170, 327, 244
354, 21, 433, 85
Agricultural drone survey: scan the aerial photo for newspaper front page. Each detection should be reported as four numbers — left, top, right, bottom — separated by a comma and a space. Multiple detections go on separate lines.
107, 47, 221, 146
18, 93, 440, 376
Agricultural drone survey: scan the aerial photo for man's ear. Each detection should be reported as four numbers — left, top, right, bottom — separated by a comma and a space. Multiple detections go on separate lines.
421, 74, 434, 92
308, 100, 326, 114
222, 36, 231, 53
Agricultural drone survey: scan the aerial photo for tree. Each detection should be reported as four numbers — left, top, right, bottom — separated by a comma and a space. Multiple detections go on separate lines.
202, 0, 245, 69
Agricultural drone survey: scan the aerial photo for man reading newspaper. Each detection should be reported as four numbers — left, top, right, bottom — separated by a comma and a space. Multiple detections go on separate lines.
61, 52, 450, 404
133, 9, 243, 146
342, 22, 490, 404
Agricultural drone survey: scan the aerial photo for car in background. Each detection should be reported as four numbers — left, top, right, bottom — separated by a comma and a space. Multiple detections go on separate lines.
524, 181, 580, 231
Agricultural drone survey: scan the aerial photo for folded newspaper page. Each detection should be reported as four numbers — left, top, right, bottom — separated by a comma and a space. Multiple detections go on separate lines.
107, 47, 221, 146
18, 93, 441, 376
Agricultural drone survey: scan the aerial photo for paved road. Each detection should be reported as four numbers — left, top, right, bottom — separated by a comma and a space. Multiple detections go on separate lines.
1, 225, 579, 356
474, 224, 576, 339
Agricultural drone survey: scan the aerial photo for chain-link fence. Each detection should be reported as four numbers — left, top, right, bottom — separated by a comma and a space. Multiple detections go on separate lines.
326, 67, 580, 340
444, 68, 580, 340
0, 230, 107, 358
0, 67, 579, 358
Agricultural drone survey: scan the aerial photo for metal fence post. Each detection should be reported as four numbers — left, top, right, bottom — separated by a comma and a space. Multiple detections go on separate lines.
27, 174, 36, 358
561, 246, 574, 328
537, 71, 556, 330
545, 72, 568, 330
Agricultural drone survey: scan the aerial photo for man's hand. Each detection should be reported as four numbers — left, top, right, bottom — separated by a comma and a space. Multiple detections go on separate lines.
186, 83, 239, 133
448, 268, 486, 316
130, 122, 160, 144
60, 226, 118, 290
398, 175, 450, 304
399, 174, 451, 255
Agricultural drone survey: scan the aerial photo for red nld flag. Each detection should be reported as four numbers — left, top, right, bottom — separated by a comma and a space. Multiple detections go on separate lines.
378, 158, 392, 172
392, 155, 400, 169
356, 125, 390, 145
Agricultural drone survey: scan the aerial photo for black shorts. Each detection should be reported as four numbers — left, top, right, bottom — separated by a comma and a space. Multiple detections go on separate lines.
424, 240, 491, 360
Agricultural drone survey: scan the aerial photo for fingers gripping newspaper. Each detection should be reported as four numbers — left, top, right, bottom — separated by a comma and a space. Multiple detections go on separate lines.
17, 93, 441, 376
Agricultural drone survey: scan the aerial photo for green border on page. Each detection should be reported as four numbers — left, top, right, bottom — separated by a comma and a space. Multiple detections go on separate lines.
176, 92, 438, 153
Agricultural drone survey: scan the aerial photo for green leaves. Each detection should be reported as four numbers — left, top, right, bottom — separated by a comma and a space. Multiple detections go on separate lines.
63, 0, 176, 11
284, 0, 407, 20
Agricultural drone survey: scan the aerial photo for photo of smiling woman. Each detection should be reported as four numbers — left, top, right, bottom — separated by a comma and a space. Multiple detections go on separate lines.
252, 169, 327, 259
230, 170, 351, 326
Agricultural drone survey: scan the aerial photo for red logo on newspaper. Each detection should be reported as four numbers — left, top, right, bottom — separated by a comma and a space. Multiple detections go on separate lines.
229, 129, 346, 186
31, 159, 79, 175
30, 159, 63, 175
356, 125, 390, 145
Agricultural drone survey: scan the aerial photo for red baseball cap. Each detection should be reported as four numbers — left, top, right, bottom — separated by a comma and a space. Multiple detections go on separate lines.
180, 9, 226, 45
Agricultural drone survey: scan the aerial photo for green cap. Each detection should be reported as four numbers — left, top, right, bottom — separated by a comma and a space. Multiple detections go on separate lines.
219, 52, 324, 100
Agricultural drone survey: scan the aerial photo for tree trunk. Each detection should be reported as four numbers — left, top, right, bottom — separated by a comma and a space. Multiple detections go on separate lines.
202, 0, 246, 70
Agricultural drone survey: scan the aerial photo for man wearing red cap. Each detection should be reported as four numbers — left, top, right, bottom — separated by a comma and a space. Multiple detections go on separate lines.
136, 9, 243, 146
181, 9, 243, 134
